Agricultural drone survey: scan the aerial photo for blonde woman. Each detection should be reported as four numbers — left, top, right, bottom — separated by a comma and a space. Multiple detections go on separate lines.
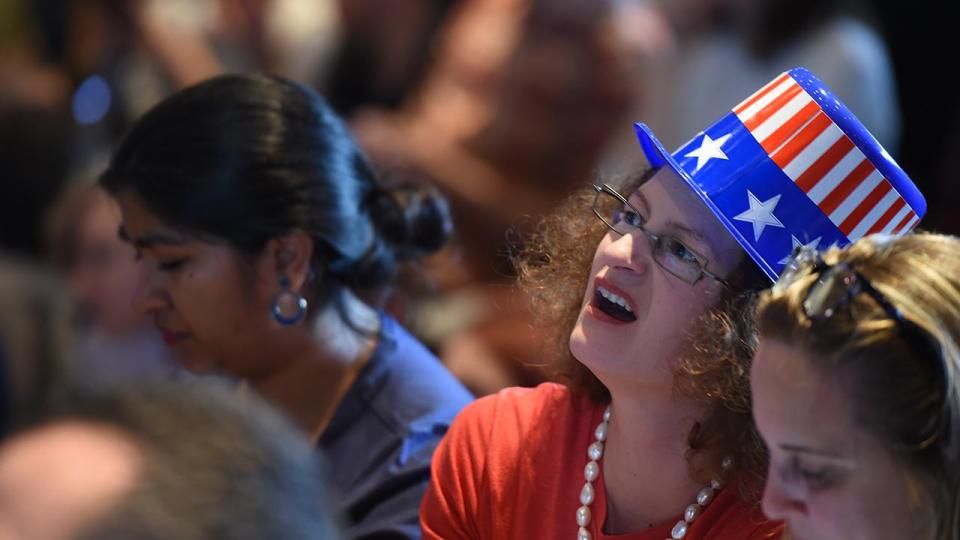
753, 232, 960, 539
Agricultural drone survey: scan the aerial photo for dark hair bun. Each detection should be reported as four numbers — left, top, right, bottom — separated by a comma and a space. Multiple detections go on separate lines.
329, 184, 451, 291
390, 185, 453, 257
365, 185, 451, 260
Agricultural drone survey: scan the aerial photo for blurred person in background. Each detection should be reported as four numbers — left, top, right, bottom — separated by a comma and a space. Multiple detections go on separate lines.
353, 0, 634, 395
604, 0, 900, 175
0, 0, 73, 260
99, 74, 473, 539
60, 0, 346, 127
753, 233, 960, 539
0, 0, 77, 410
0, 379, 343, 540
356, 0, 632, 276
0, 106, 72, 260
322, 0, 461, 116
1, 0, 343, 255
0, 258, 73, 436
46, 181, 178, 383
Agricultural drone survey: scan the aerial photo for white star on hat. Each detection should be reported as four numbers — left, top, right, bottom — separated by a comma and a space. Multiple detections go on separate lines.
684, 133, 732, 172
778, 235, 823, 265
734, 191, 785, 242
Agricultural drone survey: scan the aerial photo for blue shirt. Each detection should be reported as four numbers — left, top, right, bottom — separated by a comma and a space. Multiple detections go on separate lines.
319, 314, 473, 539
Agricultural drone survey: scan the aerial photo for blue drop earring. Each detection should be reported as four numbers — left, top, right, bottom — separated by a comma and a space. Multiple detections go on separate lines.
271, 276, 308, 326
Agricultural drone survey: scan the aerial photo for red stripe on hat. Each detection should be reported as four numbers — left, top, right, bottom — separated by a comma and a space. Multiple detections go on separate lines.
818, 159, 874, 215
795, 137, 855, 193
759, 100, 821, 154
839, 181, 893, 236
892, 210, 917, 235
866, 198, 907, 236
771, 112, 833, 169
734, 72, 791, 115
743, 83, 804, 131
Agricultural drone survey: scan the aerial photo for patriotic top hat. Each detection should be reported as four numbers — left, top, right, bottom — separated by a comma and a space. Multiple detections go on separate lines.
635, 67, 925, 282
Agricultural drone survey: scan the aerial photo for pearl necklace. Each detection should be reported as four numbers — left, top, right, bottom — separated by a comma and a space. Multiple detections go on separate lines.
576, 406, 734, 540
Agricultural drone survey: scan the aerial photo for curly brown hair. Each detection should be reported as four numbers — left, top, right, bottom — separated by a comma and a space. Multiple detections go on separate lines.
514, 169, 770, 492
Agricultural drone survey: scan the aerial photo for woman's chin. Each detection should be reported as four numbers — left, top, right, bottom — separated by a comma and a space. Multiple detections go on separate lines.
174, 352, 221, 376
569, 329, 621, 377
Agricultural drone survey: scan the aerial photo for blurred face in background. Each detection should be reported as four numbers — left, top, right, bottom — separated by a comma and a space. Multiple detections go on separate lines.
0, 422, 141, 540
60, 188, 146, 335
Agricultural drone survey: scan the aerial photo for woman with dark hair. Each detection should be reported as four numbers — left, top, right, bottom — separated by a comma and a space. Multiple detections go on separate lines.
421, 68, 923, 539
98, 74, 472, 539
753, 233, 960, 539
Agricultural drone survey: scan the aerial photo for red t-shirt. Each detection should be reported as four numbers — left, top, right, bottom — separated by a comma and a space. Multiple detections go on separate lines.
421, 383, 783, 539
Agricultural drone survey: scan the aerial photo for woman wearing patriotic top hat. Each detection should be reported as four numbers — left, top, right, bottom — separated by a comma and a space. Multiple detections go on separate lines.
421, 67, 925, 539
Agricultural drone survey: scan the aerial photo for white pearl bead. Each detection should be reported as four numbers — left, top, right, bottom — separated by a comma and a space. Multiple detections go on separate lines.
584, 460, 599, 482
587, 442, 604, 461
576, 505, 591, 527
696, 487, 714, 506
684, 503, 700, 522
594, 422, 608, 442
574, 406, 729, 539
580, 482, 595, 506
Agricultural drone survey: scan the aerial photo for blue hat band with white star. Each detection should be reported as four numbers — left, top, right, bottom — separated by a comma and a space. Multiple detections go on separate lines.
634, 67, 925, 281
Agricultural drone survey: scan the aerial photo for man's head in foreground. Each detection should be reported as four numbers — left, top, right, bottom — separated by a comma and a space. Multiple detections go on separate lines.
0, 380, 342, 540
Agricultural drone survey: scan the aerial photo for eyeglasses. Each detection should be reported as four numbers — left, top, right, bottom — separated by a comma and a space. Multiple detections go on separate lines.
591, 184, 729, 286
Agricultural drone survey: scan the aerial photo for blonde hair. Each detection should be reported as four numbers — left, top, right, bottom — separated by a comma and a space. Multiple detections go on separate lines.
757, 232, 960, 540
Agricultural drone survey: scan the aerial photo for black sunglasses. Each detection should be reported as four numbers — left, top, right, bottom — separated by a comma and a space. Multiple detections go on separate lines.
779, 247, 930, 347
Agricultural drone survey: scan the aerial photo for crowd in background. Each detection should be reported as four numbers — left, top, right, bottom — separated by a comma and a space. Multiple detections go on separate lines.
0, 1, 957, 538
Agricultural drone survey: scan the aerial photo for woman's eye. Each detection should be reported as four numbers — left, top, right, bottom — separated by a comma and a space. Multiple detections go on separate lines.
622, 210, 644, 228
801, 468, 836, 491
790, 458, 838, 492
666, 238, 699, 264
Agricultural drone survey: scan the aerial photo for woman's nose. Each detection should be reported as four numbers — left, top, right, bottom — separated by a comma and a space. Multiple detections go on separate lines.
761, 469, 808, 522
600, 230, 651, 275
132, 264, 169, 315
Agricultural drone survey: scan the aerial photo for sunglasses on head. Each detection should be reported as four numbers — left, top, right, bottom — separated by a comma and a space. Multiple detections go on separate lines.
777, 246, 947, 450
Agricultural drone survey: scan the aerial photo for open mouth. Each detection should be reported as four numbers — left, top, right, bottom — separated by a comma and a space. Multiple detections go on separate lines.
594, 283, 637, 323
157, 325, 190, 346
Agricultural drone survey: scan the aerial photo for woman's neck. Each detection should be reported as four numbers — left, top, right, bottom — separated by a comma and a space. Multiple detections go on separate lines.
601, 384, 707, 534
251, 292, 381, 442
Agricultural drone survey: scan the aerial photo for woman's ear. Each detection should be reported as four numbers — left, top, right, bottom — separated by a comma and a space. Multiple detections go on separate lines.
261, 232, 315, 291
